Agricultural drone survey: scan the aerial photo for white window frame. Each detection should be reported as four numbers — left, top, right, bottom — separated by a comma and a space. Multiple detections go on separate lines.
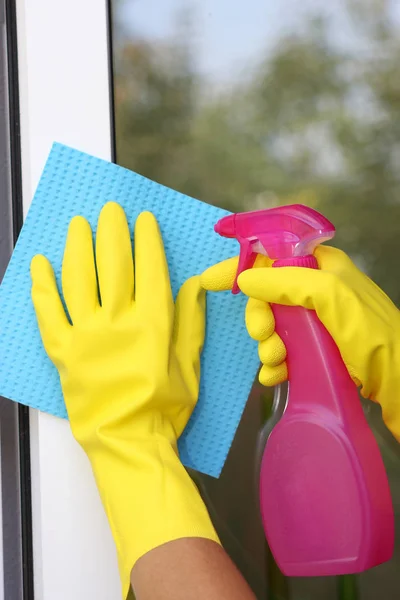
15, 0, 122, 597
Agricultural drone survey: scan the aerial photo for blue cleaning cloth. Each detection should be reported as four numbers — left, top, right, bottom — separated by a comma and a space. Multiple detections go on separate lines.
0, 143, 259, 477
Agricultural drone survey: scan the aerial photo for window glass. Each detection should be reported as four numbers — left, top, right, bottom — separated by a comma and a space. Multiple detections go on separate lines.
111, 2, 400, 598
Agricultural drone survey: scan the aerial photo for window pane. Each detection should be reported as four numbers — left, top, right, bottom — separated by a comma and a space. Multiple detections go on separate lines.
111, 2, 400, 598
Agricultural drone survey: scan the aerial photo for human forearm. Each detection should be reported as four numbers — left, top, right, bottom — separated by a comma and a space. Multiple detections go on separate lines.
132, 537, 256, 600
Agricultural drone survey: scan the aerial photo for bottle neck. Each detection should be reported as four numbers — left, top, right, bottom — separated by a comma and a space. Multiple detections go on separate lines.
273, 254, 318, 269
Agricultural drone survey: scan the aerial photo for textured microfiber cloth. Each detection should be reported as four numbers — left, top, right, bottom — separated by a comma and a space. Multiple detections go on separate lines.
0, 143, 259, 477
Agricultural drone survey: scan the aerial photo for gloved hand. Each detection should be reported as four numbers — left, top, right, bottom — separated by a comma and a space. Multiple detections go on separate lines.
31, 202, 219, 599
201, 246, 400, 441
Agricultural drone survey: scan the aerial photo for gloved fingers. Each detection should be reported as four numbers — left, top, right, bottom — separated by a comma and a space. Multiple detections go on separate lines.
201, 255, 272, 292
238, 267, 338, 312
314, 245, 354, 272
31, 254, 71, 360
258, 333, 287, 367
201, 256, 239, 291
62, 216, 99, 323
255, 255, 273, 269
245, 297, 275, 341
134, 212, 174, 315
174, 276, 206, 388
95, 202, 134, 315
259, 362, 288, 387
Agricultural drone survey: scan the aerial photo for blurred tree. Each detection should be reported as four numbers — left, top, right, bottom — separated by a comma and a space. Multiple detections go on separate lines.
114, 38, 196, 187
113, 0, 400, 304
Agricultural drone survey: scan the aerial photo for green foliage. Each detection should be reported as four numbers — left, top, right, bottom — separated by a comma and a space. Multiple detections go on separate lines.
113, 2, 400, 304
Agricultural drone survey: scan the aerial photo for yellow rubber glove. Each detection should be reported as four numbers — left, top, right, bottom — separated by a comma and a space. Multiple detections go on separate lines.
31, 202, 219, 599
201, 246, 400, 441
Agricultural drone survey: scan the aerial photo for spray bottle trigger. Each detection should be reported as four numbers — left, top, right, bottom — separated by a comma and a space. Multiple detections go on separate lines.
234, 238, 257, 294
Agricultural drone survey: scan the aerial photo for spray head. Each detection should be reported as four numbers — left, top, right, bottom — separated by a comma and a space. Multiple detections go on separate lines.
214, 204, 335, 294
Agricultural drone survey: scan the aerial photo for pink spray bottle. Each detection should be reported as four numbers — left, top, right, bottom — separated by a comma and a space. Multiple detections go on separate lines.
214, 204, 394, 577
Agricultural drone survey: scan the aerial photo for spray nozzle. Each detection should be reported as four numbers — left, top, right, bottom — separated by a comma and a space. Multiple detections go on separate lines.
214, 204, 335, 294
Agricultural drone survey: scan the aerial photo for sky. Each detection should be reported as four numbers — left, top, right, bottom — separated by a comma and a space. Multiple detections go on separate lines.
118, 0, 400, 83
